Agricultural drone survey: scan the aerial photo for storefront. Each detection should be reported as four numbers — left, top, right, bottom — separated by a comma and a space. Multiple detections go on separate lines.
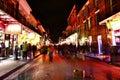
59, 32, 78, 46
99, 12, 120, 64
0, 9, 41, 58
18, 26, 41, 46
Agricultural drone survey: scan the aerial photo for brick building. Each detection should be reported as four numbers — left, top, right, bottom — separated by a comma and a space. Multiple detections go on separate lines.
76, 0, 107, 54
0, 0, 42, 58
67, 0, 120, 64
66, 0, 120, 64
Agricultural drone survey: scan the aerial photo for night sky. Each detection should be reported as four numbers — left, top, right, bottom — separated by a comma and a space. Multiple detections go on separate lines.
26, 0, 87, 42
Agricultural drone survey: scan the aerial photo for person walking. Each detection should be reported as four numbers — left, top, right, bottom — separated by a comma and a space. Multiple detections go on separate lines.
47, 45, 53, 62
32, 45, 37, 58
1, 42, 5, 57
22, 41, 28, 60
27, 43, 32, 60
14, 44, 19, 60
40, 45, 47, 63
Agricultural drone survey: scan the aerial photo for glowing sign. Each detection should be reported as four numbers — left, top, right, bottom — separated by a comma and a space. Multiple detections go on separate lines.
5, 23, 22, 34
106, 18, 120, 30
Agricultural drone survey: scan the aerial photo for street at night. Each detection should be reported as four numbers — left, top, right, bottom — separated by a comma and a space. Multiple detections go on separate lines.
1, 0, 120, 80
3, 54, 120, 80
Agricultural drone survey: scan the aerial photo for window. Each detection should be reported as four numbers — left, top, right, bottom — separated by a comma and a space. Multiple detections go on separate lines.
82, 9, 86, 20
87, 4, 90, 15
95, 11, 100, 26
84, 21, 87, 31
84, 20, 88, 31
88, 17, 92, 30
95, 14, 97, 26
112, 0, 120, 14
78, 16, 80, 25
94, 0, 98, 8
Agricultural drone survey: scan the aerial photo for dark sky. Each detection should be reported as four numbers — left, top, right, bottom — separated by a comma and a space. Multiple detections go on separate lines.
26, 0, 87, 43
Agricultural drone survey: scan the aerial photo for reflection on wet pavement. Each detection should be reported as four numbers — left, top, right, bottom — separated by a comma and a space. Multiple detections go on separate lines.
10, 55, 120, 80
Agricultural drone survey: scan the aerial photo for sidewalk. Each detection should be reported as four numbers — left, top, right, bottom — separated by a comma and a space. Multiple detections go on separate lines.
0, 52, 120, 79
0, 50, 41, 80
85, 53, 110, 62
0, 56, 31, 79
85, 53, 120, 66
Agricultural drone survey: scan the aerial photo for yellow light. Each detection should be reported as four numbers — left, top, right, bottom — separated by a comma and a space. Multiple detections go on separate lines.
108, 18, 120, 30
28, 33, 35, 39
5, 23, 22, 34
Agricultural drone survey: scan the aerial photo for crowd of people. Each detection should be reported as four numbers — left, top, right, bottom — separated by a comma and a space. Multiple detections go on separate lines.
57, 43, 88, 58
0, 40, 88, 62
39, 43, 88, 63
14, 41, 37, 60
40, 44, 57, 63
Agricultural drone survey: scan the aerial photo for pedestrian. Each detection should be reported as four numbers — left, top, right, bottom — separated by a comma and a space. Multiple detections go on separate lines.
14, 44, 19, 60
47, 45, 53, 62
22, 41, 28, 60
27, 43, 32, 60
32, 45, 37, 58
20, 43, 23, 59
57, 44, 61, 56
40, 45, 47, 63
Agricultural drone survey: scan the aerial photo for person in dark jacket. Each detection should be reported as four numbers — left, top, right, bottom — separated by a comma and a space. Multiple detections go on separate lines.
41, 45, 47, 63
22, 41, 28, 60
32, 45, 37, 58
15, 44, 19, 60
47, 45, 54, 62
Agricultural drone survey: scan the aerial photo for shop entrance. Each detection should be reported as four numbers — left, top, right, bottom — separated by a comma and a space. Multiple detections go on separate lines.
97, 35, 102, 55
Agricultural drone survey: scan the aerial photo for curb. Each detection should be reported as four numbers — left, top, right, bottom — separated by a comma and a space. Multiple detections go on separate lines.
0, 60, 30, 80
0, 54, 40, 80
85, 55, 120, 67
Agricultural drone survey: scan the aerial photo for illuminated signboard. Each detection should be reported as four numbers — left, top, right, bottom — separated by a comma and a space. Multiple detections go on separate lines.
5, 23, 22, 34
106, 18, 120, 30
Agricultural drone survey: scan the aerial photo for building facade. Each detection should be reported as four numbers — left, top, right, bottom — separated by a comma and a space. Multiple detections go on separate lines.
0, 0, 43, 58
76, 0, 120, 63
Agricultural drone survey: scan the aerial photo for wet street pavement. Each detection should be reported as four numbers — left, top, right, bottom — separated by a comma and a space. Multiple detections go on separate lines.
4, 54, 120, 80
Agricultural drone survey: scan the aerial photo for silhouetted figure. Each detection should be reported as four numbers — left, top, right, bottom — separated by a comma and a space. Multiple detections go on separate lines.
40, 45, 47, 63
1, 42, 5, 57
22, 41, 28, 60
47, 45, 53, 62
32, 45, 37, 58
15, 44, 19, 60
27, 43, 32, 60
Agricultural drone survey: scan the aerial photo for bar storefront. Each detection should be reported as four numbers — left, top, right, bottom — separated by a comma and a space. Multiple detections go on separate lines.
0, 10, 41, 58
99, 12, 120, 65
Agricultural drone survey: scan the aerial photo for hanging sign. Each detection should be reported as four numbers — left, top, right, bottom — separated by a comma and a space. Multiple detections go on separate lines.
5, 23, 22, 34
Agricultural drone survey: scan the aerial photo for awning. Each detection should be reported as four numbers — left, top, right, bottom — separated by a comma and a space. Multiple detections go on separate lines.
99, 12, 120, 30
99, 12, 120, 25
